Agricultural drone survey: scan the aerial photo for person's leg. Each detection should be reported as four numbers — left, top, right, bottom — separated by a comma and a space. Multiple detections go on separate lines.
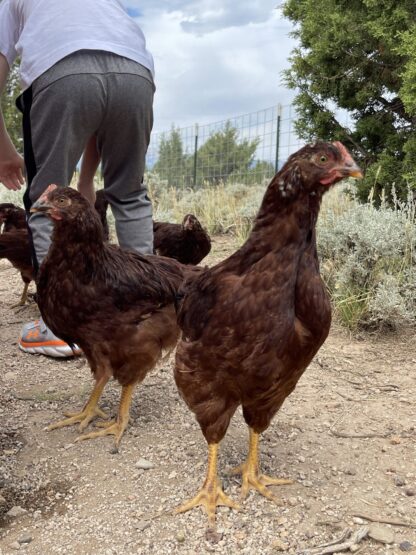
98, 73, 154, 255
18, 74, 105, 357
26, 75, 105, 266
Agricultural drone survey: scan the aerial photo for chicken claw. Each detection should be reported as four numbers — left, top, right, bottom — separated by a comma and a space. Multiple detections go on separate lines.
175, 443, 240, 527
74, 383, 134, 447
74, 420, 127, 446
47, 405, 109, 432
47, 376, 109, 433
229, 429, 293, 501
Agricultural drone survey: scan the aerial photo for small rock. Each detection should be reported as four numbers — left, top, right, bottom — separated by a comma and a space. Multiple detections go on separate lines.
135, 520, 150, 532
405, 487, 415, 497
288, 497, 298, 507
205, 528, 223, 543
135, 458, 155, 470
0, 494, 6, 505
400, 541, 414, 552
390, 436, 401, 445
9, 542, 20, 551
368, 523, 395, 544
271, 539, 288, 551
7, 506, 27, 518
176, 531, 186, 543
168, 471, 177, 479
353, 517, 364, 525
395, 476, 406, 487
109, 447, 119, 455
18, 534, 33, 544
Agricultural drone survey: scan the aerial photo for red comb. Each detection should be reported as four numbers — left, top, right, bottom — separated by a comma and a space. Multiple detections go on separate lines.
38, 184, 58, 203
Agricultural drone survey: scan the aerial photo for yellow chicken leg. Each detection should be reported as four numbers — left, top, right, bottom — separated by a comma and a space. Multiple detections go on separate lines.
229, 428, 293, 501
175, 443, 240, 527
11, 282, 29, 308
48, 376, 109, 432
75, 383, 135, 446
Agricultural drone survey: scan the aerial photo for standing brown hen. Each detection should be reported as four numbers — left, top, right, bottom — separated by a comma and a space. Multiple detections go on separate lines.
153, 214, 211, 265
174, 142, 362, 526
0, 203, 33, 306
31, 185, 189, 448
0, 203, 26, 232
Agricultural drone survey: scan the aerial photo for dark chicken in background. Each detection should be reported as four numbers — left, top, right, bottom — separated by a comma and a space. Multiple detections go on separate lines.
0, 230, 34, 306
174, 142, 362, 526
0, 203, 32, 306
31, 185, 190, 447
0, 203, 26, 232
93, 189, 110, 242
153, 214, 211, 265
0, 192, 109, 306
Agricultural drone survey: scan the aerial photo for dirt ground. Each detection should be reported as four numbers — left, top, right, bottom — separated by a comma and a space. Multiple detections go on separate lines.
0, 235, 415, 555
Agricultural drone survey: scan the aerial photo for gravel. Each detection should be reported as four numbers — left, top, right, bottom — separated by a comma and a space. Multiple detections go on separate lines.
0, 237, 415, 554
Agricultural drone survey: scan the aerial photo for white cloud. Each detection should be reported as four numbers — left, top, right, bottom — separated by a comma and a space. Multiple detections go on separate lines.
126, 2, 296, 133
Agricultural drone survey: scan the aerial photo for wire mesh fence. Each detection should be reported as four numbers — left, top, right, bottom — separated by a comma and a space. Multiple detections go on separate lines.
146, 104, 304, 188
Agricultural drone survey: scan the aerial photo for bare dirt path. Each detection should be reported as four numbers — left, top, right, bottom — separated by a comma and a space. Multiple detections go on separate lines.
0, 236, 415, 554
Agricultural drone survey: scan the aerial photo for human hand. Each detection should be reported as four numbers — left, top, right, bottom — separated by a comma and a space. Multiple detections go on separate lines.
0, 150, 25, 190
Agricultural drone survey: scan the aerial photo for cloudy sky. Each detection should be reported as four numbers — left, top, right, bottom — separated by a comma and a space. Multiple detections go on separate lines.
124, 1, 297, 134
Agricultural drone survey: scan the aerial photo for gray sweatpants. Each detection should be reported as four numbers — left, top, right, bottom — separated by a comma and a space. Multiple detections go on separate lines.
22, 50, 154, 265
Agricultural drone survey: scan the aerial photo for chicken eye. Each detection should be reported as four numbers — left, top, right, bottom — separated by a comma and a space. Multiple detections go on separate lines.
319, 155, 328, 163
57, 198, 67, 205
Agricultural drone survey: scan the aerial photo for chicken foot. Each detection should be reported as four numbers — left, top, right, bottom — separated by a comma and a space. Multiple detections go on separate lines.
47, 376, 109, 432
229, 428, 293, 501
175, 443, 240, 527
11, 282, 29, 308
74, 383, 135, 447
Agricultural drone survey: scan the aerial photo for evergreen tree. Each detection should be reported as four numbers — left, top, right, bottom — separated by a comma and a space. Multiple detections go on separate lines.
194, 121, 260, 185
283, 0, 416, 201
153, 126, 188, 187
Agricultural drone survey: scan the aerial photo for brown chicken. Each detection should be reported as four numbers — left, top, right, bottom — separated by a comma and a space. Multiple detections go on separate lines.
174, 142, 362, 526
153, 214, 211, 265
0, 230, 34, 306
0, 202, 26, 232
30, 185, 189, 448
0, 203, 32, 306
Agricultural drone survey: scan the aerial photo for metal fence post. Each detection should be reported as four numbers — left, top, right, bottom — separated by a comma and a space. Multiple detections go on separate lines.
274, 104, 282, 173
193, 123, 199, 188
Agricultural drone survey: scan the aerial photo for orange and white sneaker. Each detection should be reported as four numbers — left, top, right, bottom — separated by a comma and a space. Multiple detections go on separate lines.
19, 318, 82, 358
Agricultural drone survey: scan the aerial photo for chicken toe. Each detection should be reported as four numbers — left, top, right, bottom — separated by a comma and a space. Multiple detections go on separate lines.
74, 420, 126, 446
175, 443, 240, 527
230, 429, 293, 501
74, 383, 134, 447
48, 405, 109, 432
47, 376, 109, 432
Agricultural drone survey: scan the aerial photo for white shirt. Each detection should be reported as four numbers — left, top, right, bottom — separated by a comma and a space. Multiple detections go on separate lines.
0, 0, 154, 90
